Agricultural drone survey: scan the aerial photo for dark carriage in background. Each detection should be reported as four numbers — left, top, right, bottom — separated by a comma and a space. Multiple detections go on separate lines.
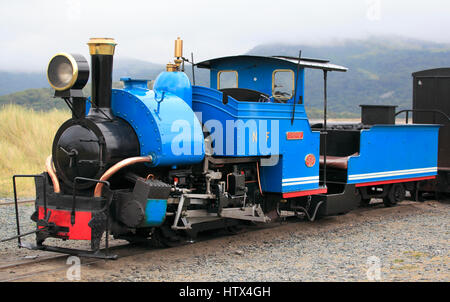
408, 68, 450, 194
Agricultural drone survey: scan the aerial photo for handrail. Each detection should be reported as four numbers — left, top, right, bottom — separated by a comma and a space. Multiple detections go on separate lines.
395, 109, 450, 124
11, 174, 47, 247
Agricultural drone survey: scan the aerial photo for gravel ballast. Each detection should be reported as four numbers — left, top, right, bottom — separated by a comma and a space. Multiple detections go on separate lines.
0, 200, 448, 282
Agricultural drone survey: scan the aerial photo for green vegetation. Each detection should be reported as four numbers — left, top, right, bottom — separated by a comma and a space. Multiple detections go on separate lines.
0, 105, 70, 197
0, 82, 125, 112
3, 36, 450, 117
0, 87, 64, 111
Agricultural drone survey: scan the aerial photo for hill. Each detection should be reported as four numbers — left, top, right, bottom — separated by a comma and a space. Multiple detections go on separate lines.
248, 36, 450, 114
0, 71, 49, 96
0, 58, 167, 96
0, 82, 126, 112
1, 36, 450, 117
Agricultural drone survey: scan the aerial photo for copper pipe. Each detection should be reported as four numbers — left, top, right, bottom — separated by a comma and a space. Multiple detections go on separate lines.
256, 161, 264, 196
45, 155, 61, 193
245, 180, 258, 184
226, 173, 232, 192
93, 156, 152, 197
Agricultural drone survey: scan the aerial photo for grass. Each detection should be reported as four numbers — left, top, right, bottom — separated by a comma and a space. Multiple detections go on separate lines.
403, 251, 429, 259
0, 105, 69, 197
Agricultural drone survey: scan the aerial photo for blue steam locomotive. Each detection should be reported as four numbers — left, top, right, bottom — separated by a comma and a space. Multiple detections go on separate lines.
9, 38, 439, 258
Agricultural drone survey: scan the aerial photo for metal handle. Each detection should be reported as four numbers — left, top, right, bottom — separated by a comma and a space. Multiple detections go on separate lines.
12, 174, 47, 247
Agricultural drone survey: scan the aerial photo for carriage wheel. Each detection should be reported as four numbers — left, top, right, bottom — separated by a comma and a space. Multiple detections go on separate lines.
383, 184, 406, 207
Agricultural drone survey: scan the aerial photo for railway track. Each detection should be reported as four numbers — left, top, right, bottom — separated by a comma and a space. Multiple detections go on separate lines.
0, 198, 441, 282
0, 241, 139, 282
0, 215, 301, 281
0, 199, 34, 206
0, 257, 104, 282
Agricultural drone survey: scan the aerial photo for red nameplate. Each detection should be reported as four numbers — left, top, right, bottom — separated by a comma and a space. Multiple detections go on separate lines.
286, 131, 303, 140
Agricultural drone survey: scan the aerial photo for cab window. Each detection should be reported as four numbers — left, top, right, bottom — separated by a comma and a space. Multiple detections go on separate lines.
272, 69, 294, 101
218, 70, 238, 89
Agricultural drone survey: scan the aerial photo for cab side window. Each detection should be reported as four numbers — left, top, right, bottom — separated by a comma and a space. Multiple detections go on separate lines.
218, 70, 238, 89
272, 69, 294, 102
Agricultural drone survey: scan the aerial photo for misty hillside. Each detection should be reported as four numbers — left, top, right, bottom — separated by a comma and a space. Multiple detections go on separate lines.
248, 36, 450, 114
1, 36, 450, 116
0, 59, 167, 96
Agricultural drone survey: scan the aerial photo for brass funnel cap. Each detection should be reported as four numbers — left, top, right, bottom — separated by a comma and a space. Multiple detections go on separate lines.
87, 38, 117, 55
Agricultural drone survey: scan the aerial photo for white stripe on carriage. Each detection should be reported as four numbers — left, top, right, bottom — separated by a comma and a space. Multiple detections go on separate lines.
349, 168, 437, 180
282, 176, 320, 183
282, 180, 319, 186
348, 167, 437, 180
349, 167, 437, 179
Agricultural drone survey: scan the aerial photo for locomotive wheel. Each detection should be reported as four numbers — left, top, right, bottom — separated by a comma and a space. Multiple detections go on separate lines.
149, 228, 181, 248
359, 197, 371, 207
121, 229, 151, 245
383, 184, 406, 207
408, 183, 425, 202
226, 225, 244, 235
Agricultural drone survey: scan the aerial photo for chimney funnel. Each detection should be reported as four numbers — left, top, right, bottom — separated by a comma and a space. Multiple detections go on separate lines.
87, 38, 117, 118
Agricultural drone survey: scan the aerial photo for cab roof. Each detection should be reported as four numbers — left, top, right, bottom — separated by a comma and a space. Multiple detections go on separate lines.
196, 55, 348, 72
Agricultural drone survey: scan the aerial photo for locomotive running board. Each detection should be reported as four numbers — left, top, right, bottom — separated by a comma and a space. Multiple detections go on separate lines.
219, 204, 271, 223
20, 242, 118, 260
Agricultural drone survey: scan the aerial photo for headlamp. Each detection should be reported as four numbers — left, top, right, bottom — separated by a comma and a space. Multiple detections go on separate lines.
47, 53, 89, 91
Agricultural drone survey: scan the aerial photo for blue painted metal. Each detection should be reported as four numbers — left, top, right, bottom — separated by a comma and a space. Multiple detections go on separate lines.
109, 77, 204, 167
144, 199, 167, 226
192, 85, 321, 194
206, 56, 305, 104
153, 71, 193, 107
122, 77, 149, 90
347, 125, 440, 184
85, 96, 91, 114
81, 54, 440, 198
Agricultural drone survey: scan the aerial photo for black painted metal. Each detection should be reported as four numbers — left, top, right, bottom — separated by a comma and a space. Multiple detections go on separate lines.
219, 88, 269, 102
52, 116, 139, 190
412, 69, 450, 171
48, 53, 89, 91
191, 52, 196, 85
320, 129, 360, 157
20, 243, 118, 260
322, 70, 328, 187
91, 54, 113, 110
72, 177, 110, 225
118, 179, 171, 228
360, 105, 397, 125
291, 50, 302, 125
72, 97, 87, 119
314, 184, 360, 216
395, 109, 450, 124
12, 174, 47, 247
228, 173, 246, 196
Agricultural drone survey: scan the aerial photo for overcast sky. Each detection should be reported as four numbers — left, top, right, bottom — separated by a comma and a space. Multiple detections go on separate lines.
1, 0, 449, 72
